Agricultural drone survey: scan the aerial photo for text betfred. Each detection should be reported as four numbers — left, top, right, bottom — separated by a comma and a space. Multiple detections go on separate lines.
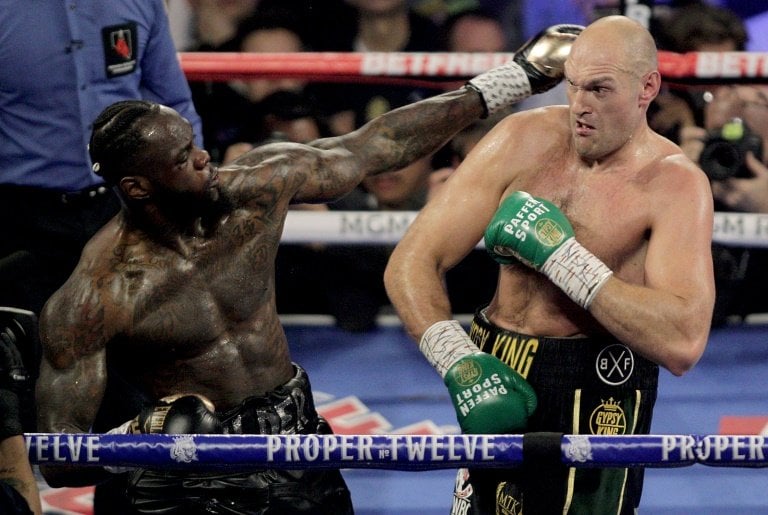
361, 52, 512, 77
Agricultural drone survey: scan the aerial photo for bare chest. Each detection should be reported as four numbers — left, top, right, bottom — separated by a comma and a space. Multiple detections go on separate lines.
115, 212, 280, 351
513, 168, 651, 275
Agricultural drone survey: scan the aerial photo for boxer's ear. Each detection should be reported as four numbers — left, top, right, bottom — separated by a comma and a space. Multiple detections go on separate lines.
639, 70, 661, 106
120, 175, 152, 200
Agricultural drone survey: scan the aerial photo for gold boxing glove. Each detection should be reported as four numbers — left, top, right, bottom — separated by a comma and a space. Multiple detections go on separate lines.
466, 24, 584, 116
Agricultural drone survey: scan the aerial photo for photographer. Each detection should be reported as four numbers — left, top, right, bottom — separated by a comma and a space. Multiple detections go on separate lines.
679, 85, 768, 324
1, 308, 42, 515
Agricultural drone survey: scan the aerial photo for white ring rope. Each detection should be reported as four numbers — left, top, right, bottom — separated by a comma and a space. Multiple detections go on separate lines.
281, 211, 768, 247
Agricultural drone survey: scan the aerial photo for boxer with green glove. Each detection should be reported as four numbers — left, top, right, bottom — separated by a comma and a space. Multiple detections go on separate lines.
484, 191, 613, 309
420, 320, 537, 434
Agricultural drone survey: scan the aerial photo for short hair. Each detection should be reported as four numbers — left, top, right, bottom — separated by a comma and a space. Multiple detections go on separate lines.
657, 3, 748, 52
89, 100, 160, 185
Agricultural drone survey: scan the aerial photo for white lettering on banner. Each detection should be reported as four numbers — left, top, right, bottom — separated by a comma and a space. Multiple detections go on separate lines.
712, 212, 768, 247
323, 434, 338, 460
696, 435, 765, 462
266, 435, 496, 464
660, 435, 766, 463
340, 212, 414, 238
267, 435, 374, 462
361, 53, 513, 76
285, 211, 768, 247
27, 434, 100, 463
696, 52, 768, 79
661, 435, 696, 461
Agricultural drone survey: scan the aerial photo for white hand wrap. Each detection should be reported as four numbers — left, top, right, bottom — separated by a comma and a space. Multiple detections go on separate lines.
540, 237, 613, 309
419, 320, 478, 378
466, 61, 532, 116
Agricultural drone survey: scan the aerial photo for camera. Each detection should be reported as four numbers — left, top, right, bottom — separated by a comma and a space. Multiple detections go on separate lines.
699, 118, 763, 181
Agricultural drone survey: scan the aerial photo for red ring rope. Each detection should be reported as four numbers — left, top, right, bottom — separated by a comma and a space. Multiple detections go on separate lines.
179, 51, 768, 85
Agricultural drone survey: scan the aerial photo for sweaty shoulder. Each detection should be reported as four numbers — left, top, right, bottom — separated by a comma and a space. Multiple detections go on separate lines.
495, 104, 570, 140
472, 105, 570, 180
643, 137, 714, 218
40, 222, 131, 364
654, 136, 711, 194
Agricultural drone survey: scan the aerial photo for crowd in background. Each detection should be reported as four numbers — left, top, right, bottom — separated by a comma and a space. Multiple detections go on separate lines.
2, 0, 768, 331
2, 1, 768, 513
163, 0, 768, 329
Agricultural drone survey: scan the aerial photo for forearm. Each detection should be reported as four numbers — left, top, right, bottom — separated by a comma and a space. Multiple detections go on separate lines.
0, 436, 42, 515
37, 421, 113, 487
385, 248, 454, 342
589, 278, 711, 376
36, 365, 112, 486
340, 89, 485, 177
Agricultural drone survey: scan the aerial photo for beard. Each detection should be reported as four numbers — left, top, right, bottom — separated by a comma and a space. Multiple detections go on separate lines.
154, 185, 235, 229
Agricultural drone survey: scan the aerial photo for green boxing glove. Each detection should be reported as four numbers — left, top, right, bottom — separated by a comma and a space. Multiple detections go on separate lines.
484, 191, 613, 309
420, 320, 537, 434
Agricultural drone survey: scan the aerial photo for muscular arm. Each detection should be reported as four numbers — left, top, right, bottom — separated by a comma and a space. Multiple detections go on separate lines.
385, 115, 517, 340
589, 162, 715, 376
294, 89, 486, 203
222, 89, 485, 207
36, 296, 112, 487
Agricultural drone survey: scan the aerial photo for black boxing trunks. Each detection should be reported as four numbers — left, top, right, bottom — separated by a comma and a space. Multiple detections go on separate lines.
126, 364, 354, 515
451, 309, 658, 515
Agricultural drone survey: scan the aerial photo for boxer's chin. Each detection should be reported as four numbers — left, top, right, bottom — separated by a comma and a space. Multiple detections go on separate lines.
201, 186, 235, 220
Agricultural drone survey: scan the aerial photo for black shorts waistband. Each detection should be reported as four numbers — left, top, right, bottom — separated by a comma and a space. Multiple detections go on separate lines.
218, 363, 318, 435
469, 310, 658, 391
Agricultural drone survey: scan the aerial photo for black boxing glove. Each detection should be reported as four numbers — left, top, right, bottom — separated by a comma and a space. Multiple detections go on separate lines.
0, 308, 40, 433
0, 309, 37, 394
136, 394, 222, 434
466, 24, 584, 116
104, 394, 222, 474
109, 394, 222, 435
0, 389, 23, 440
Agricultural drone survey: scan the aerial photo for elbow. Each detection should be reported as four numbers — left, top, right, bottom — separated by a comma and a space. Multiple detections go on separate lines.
662, 301, 712, 376
663, 335, 708, 377
383, 250, 407, 296
665, 360, 692, 378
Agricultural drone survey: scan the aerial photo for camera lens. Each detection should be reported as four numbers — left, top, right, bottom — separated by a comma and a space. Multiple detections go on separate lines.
699, 141, 741, 181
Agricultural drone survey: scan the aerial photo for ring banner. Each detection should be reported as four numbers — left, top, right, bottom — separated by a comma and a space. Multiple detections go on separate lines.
279, 211, 768, 248
179, 51, 768, 84
25, 433, 768, 470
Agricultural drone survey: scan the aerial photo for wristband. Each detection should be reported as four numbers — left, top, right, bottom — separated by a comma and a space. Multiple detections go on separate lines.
540, 237, 613, 309
419, 320, 478, 378
106, 419, 135, 435
465, 61, 532, 117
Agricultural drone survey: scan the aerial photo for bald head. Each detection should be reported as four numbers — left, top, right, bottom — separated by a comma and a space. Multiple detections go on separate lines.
570, 15, 658, 77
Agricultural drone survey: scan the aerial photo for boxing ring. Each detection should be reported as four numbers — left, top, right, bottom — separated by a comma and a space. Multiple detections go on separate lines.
25, 433, 768, 470
29, 322, 768, 514
31, 50, 768, 514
